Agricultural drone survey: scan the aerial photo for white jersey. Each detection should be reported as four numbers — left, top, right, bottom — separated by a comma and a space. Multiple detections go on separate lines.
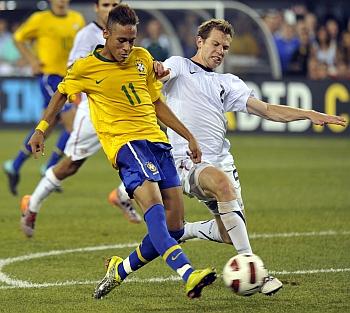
68, 22, 104, 66
64, 22, 105, 161
68, 22, 105, 110
163, 56, 253, 165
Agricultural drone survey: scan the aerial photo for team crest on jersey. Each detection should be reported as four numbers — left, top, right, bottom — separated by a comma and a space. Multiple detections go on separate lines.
135, 59, 145, 74
146, 162, 158, 173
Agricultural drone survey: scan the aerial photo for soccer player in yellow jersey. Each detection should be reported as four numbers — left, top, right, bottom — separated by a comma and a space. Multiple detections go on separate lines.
28, 4, 217, 299
3, 0, 85, 195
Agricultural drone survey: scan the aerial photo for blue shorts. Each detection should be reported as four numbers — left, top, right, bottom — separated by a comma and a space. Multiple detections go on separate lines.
38, 74, 72, 112
116, 140, 181, 198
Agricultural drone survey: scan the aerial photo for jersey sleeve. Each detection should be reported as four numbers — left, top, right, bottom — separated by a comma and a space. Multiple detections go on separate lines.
163, 56, 182, 81
13, 12, 41, 42
68, 27, 96, 66
57, 61, 85, 102
224, 75, 254, 113
144, 50, 162, 102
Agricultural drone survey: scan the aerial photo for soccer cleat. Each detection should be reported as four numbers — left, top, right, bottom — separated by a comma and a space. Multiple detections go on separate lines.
20, 195, 37, 238
3, 160, 20, 196
108, 189, 142, 224
260, 275, 283, 296
185, 267, 217, 299
93, 256, 123, 299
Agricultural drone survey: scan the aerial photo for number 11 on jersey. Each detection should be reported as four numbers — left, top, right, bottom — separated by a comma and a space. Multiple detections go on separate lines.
122, 83, 141, 105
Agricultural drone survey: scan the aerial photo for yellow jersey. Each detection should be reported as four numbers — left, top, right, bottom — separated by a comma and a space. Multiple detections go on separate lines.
14, 10, 85, 76
58, 45, 168, 166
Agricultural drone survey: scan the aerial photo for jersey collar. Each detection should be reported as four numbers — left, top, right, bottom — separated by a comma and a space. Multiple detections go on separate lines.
93, 21, 104, 30
190, 59, 213, 72
93, 45, 114, 62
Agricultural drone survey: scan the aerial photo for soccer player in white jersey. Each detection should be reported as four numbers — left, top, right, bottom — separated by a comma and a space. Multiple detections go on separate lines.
19, 0, 142, 238
110, 19, 345, 295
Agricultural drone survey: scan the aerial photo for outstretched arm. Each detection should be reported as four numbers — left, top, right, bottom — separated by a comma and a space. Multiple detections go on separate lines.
28, 91, 68, 158
154, 98, 201, 163
246, 97, 346, 126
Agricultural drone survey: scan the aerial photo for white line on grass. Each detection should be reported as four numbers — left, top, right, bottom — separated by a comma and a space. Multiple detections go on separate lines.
0, 230, 349, 290
0, 269, 349, 290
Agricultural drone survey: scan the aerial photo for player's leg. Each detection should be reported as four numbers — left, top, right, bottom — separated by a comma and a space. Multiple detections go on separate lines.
20, 102, 101, 237
3, 74, 61, 196
94, 141, 216, 299
182, 166, 282, 295
187, 163, 252, 254
108, 183, 142, 223
3, 128, 53, 196
20, 157, 86, 237
43, 104, 76, 172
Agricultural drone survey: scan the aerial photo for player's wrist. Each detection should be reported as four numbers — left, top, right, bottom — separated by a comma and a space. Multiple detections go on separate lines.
35, 120, 49, 134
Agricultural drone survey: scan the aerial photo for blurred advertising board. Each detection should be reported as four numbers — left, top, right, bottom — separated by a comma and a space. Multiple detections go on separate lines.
0, 76, 349, 135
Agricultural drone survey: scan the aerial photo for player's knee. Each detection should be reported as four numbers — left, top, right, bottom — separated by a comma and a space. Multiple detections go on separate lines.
213, 178, 236, 200
55, 158, 83, 179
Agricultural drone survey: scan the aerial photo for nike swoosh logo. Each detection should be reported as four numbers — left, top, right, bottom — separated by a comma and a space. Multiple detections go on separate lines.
171, 252, 183, 261
95, 77, 108, 84
189, 71, 196, 74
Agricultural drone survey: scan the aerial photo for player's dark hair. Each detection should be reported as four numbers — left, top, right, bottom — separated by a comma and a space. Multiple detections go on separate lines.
106, 4, 138, 30
94, 0, 123, 5
197, 19, 234, 40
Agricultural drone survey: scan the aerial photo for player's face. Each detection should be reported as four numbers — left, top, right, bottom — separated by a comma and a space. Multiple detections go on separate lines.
95, 0, 119, 27
197, 28, 231, 69
104, 23, 137, 62
49, 0, 70, 14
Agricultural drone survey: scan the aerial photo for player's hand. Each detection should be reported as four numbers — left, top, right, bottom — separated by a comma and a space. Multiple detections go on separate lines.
153, 61, 170, 80
28, 130, 45, 159
187, 136, 202, 164
30, 58, 43, 75
309, 110, 347, 126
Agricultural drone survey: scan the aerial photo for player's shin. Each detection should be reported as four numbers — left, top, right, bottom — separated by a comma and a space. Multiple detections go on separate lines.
29, 167, 62, 213
144, 204, 193, 281
118, 229, 185, 280
218, 200, 252, 254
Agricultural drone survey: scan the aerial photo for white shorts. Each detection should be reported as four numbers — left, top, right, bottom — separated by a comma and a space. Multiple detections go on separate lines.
175, 156, 244, 215
64, 100, 101, 161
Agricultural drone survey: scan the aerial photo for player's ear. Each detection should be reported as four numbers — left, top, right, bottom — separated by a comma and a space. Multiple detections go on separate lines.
103, 28, 109, 39
196, 36, 203, 48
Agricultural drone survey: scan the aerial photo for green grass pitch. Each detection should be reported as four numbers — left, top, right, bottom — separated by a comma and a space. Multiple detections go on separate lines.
0, 130, 349, 313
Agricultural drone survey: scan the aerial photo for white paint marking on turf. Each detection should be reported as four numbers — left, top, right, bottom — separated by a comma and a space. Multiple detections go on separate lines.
250, 230, 350, 239
0, 269, 350, 290
0, 230, 349, 290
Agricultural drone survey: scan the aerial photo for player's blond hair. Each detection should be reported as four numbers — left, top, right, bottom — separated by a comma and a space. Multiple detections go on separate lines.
197, 19, 234, 39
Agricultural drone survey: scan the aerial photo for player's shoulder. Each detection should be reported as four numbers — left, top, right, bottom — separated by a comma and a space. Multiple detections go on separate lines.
166, 55, 186, 63
76, 22, 98, 37
132, 46, 153, 59
219, 72, 241, 82
69, 51, 94, 71
27, 10, 47, 22
68, 9, 85, 19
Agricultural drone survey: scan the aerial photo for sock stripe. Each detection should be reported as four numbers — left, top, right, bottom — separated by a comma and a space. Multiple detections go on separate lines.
123, 257, 132, 274
162, 244, 181, 261
136, 245, 149, 263
234, 210, 246, 224
177, 264, 192, 277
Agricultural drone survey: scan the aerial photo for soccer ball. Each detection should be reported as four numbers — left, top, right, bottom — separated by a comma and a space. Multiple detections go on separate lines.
222, 253, 268, 296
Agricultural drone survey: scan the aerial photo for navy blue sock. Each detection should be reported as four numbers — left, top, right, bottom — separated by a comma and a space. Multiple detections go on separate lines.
118, 222, 187, 280
45, 130, 70, 169
145, 205, 192, 281
12, 129, 35, 172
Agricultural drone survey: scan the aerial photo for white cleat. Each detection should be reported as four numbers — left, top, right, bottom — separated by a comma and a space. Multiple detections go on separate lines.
260, 276, 283, 296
